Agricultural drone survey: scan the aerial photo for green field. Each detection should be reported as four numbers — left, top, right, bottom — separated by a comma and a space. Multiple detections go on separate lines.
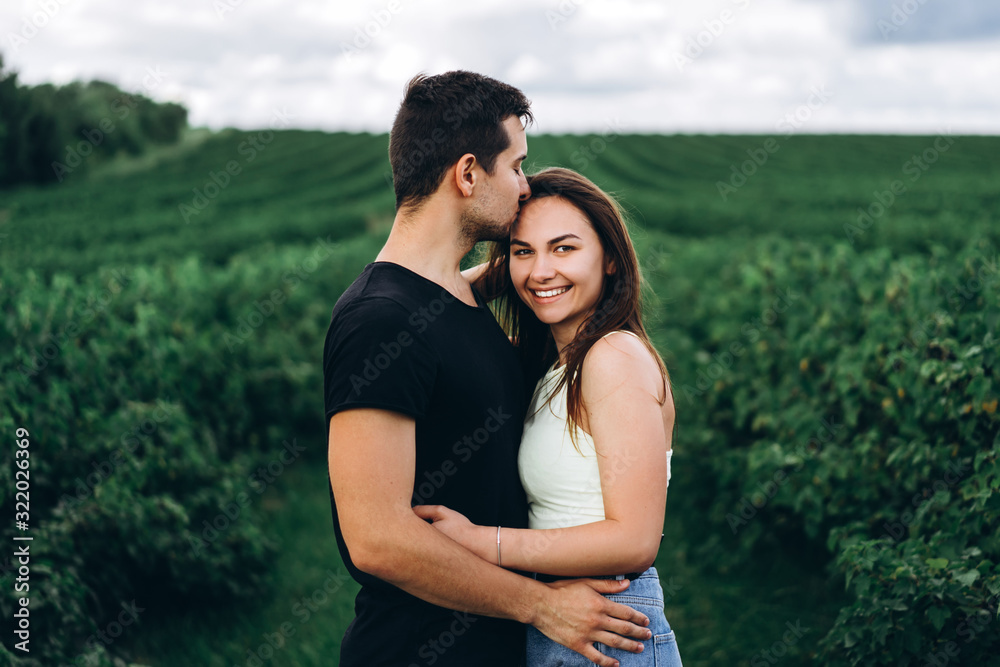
1, 129, 997, 666
3, 130, 996, 276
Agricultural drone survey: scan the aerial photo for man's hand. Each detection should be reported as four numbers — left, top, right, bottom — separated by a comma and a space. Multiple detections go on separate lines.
531, 578, 652, 667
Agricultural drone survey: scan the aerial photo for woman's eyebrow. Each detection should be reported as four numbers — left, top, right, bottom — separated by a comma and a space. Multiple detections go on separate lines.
510, 233, 582, 247
546, 234, 582, 245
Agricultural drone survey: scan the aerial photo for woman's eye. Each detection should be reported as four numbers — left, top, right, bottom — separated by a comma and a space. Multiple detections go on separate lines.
555, 245, 574, 252
512, 248, 531, 256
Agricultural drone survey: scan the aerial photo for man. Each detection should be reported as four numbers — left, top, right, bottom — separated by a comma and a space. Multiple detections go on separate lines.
324, 70, 651, 667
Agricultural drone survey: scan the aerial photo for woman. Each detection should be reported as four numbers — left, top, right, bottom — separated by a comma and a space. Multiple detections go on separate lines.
414, 168, 681, 666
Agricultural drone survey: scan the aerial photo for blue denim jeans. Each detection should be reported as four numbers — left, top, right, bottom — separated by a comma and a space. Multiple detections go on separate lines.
526, 567, 682, 666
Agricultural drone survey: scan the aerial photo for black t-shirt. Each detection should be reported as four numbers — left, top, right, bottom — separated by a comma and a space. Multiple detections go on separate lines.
323, 261, 529, 667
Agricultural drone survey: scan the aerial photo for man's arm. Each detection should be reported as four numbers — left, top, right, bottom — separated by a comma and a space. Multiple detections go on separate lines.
329, 408, 653, 667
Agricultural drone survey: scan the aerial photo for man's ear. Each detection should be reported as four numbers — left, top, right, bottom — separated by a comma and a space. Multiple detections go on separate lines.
454, 153, 478, 198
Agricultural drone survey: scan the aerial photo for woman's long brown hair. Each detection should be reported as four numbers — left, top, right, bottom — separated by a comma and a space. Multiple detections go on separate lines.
475, 167, 670, 452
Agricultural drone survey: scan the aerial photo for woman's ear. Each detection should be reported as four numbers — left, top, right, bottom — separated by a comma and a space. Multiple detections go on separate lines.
605, 258, 617, 275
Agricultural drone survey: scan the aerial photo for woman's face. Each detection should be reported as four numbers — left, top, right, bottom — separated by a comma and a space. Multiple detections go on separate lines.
508, 197, 613, 339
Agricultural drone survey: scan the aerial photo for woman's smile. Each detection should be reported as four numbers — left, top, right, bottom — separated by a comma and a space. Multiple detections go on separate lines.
530, 285, 572, 301
509, 197, 613, 349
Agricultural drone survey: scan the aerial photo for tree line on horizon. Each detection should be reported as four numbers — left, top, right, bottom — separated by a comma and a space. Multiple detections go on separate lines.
0, 52, 188, 189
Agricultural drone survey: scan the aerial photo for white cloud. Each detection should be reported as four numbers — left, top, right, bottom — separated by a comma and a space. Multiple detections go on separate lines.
1, 0, 997, 133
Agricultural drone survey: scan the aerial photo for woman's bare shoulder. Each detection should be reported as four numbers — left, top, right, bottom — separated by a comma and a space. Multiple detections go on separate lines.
581, 332, 663, 398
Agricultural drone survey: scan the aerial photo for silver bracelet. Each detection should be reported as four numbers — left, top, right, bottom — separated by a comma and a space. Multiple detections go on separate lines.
497, 526, 502, 567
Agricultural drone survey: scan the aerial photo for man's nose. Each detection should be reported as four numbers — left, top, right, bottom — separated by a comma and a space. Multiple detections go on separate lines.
518, 174, 531, 201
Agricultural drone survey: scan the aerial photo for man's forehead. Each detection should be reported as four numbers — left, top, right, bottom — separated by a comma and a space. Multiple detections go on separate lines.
504, 118, 528, 154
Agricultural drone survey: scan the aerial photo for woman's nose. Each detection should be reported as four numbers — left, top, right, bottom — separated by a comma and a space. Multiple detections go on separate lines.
530, 254, 556, 281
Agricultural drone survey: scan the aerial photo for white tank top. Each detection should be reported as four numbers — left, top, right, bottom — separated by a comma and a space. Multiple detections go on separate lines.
518, 330, 673, 530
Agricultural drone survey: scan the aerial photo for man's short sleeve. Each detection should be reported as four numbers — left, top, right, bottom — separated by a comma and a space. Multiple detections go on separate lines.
324, 297, 438, 422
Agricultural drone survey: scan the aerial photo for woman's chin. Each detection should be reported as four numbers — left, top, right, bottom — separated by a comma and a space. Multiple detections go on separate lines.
520, 304, 555, 325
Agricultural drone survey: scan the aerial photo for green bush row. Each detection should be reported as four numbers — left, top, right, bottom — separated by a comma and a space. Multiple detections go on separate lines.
0, 234, 380, 665
640, 231, 1000, 664
6, 132, 998, 282
3, 219, 996, 664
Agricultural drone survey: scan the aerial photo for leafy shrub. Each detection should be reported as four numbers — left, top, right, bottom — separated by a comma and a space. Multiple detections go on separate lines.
0, 235, 379, 664
640, 232, 999, 664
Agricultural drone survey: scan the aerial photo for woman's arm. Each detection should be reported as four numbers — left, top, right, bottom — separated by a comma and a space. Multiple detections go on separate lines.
417, 334, 674, 576
463, 254, 509, 303
460, 261, 489, 283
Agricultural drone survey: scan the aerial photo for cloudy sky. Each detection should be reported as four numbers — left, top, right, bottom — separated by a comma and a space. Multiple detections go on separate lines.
3, 0, 999, 134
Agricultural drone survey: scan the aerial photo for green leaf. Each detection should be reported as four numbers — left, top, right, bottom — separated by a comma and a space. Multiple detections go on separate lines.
926, 558, 949, 570
927, 606, 951, 632
955, 569, 981, 587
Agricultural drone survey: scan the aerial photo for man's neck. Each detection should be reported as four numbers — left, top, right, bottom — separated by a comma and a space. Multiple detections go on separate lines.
375, 205, 478, 307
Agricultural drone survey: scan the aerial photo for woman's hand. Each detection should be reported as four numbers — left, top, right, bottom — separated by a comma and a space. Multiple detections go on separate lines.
413, 505, 495, 563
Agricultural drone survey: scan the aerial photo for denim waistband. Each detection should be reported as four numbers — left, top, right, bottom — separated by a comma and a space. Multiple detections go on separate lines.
533, 570, 643, 584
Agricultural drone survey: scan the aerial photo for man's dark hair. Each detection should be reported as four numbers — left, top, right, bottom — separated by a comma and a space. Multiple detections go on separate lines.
388, 70, 533, 210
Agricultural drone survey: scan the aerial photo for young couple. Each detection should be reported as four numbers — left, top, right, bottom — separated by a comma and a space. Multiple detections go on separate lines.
324, 71, 681, 667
